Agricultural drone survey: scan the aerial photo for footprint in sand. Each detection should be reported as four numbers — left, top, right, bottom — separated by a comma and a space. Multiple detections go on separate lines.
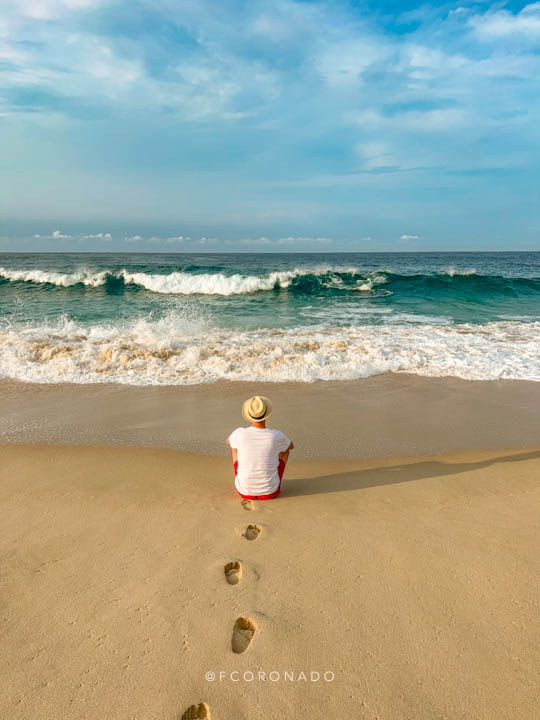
181, 702, 210, 719
231, 617, 256, 654
224, 561, 242, 585
243, 524, 261, 541
241, 499, 254, 511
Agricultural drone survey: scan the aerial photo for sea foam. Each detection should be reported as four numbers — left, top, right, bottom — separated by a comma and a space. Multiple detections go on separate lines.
0, 317, 538, 385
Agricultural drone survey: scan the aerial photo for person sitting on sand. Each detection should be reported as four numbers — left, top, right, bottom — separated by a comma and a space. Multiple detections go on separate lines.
226, 395, 294, 500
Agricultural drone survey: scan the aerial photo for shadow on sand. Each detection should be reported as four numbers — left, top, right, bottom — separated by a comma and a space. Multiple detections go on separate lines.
282, 449, 540, 498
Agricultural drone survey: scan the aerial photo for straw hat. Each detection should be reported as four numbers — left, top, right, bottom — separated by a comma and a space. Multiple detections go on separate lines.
242, 395, 272, 422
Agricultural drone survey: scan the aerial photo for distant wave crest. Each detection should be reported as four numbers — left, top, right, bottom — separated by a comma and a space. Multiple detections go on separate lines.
0, 266, 110, 288
0, 266, 364, 295
0, 266, 539, 298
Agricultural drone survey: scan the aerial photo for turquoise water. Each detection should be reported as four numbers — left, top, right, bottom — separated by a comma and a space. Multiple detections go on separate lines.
0, 252, 539, 384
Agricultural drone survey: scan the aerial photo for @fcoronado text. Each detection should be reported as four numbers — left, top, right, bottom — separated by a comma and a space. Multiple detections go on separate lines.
205, 670, 335, 683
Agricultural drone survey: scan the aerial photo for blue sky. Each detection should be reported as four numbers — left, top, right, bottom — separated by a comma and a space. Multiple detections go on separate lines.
1, 0, 539, 251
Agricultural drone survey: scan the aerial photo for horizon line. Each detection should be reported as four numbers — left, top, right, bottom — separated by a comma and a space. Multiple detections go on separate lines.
1, 249, 539, 255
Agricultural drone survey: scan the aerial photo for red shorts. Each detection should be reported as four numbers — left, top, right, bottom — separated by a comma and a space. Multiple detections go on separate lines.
234, 460, 285, 500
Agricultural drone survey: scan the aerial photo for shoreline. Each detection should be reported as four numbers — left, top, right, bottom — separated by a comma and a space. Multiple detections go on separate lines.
2, 374, 540, 460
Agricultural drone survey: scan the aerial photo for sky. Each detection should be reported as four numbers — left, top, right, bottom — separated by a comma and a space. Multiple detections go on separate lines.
1, 0, 539, 252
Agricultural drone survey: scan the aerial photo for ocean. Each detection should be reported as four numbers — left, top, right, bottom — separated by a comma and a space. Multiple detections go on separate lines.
0, 251, 539, 385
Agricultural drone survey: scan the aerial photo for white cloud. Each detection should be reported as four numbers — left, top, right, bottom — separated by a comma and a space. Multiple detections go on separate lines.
316, 38, 391, 86
125, 235, 141, 242
0, 37, 28, 65
0, 32, 142, 116
448, 7, 470, 18
400, 234, 419, 240
470, 3, 540, 38
77, 40, 141, 89
351, 106, 468, 134
170, 63, 241, 120
82, 232, 112, 240
52, 229, 71, 238
401, 44, 467, 80
249, 15, 294, 40
401, 108, 467, 132
2, 0, 540, 236
356, 140, 398, 169
9, 0, 104, 21
248, 1, 323, 41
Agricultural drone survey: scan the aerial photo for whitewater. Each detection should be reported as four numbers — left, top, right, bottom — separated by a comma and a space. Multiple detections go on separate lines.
0, 265, 376, 295
0, 251, 539, 385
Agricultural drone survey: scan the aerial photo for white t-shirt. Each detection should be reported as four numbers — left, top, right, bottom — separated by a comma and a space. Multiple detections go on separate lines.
228, 426, 291, 496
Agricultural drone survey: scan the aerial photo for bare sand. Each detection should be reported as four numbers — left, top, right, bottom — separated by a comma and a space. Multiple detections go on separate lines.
1, 442, 540, 720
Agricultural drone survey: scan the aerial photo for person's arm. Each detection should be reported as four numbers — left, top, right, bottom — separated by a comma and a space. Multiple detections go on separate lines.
278, 439, 294, 462
226, 433, 238, 464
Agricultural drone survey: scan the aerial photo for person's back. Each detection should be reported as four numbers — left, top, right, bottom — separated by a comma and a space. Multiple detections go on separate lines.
227, 395, 294, 500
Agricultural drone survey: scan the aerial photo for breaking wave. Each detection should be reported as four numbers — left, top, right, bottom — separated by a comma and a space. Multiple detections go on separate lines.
0, 316, 538, 385
1, 265, 539, 298
0, 266, 362, 295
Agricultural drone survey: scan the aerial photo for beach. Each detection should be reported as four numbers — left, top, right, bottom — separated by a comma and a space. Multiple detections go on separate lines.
1, 249, 539, 719
3, 0, 540, 709
1, 377, 540, 720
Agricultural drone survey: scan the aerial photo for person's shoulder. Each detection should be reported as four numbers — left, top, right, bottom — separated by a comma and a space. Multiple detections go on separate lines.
230, 426, 246, 435
270, 428, 288, 439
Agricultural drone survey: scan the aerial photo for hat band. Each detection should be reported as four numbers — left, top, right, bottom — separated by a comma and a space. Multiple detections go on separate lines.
249, 409, 267, 419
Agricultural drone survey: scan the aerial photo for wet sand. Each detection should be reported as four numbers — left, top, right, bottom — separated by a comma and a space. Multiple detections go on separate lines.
1, 374, 540, 459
